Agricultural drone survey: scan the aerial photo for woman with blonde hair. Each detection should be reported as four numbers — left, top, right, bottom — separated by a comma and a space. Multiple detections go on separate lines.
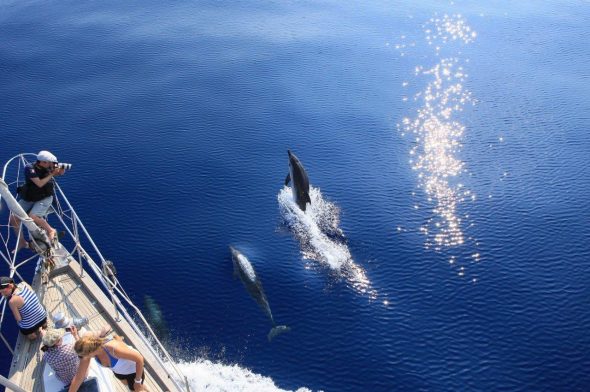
71, 334, 147, 391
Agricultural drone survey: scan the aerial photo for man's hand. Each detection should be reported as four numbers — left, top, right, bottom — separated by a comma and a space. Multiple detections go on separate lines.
52, 167, 66, 176
70, 325, 79, 340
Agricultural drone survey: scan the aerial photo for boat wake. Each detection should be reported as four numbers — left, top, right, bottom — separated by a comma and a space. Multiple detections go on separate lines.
278, 186, 375, 298
144, 330, 311, 391
172, 359, 311, 392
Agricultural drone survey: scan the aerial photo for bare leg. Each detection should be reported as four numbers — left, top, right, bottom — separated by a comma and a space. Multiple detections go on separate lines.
29, 214, 56, 241
9, 214, 28, 252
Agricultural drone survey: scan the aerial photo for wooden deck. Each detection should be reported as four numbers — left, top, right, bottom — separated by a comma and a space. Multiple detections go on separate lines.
7, 254, 180, 392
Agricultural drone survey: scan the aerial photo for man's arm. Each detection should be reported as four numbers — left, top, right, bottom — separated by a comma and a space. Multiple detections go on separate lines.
29, 168, 64, 188
110, 342, 145, 391
68, 356, 91, 392
8, 296, 23, 323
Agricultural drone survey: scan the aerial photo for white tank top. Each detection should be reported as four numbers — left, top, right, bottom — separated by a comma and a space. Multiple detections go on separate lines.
101, 339, 139, 375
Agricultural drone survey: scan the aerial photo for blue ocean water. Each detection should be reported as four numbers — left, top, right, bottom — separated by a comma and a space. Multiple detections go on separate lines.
1, 1, 590, 391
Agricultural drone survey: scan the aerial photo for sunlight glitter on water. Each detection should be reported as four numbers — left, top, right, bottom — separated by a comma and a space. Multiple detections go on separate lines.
424, 13, 477, 48
400, 14, 477, 252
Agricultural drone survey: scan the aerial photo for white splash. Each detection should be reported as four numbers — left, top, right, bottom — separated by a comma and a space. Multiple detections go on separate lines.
278, 186, 347, 269
173, 359, 313, 392
278, 186, 375, 297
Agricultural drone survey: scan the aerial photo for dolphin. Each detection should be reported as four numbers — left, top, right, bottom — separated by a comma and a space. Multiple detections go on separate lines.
285, 150, 312, 211
230, 246, 290, 341
143, 295, 169, 343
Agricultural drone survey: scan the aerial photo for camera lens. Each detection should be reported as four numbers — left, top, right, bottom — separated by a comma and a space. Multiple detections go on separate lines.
57, 163, 72, 170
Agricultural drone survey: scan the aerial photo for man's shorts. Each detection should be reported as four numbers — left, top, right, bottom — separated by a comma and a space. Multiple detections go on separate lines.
18, 196, 53, 217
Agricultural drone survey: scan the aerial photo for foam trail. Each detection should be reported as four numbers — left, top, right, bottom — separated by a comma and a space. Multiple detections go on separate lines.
278, 186, 375, 298
172, 359, 312, 392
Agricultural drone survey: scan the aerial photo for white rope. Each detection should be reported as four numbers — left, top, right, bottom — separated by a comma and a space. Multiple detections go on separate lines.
0, 154, 190, 392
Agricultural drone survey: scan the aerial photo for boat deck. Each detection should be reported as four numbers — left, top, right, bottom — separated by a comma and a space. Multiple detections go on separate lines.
7, 255, 178, 392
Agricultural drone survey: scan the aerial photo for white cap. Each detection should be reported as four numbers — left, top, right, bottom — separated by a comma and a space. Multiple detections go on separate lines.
52, 311, 72, 329
42, 328, 65, 347
37, 150, 57, 163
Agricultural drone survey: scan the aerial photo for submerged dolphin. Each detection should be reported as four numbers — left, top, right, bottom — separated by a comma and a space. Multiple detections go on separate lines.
285, 150, 312, 211
230, 246, 290, 341
143, 295, 169, 343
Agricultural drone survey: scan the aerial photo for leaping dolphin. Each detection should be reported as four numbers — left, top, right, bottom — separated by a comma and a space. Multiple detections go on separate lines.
230, 246, 290, 341
285, 150, 312, 211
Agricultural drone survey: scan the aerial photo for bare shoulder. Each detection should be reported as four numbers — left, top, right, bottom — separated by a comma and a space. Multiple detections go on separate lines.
104, 338, 124, 352
112, 339, 130, 350
9, 294, 23, 307
17, 282, 32, 291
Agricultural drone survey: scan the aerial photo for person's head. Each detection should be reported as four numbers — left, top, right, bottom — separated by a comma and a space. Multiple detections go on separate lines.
42, 328, 64, 348
0, 276, 15, 297
74, 335, 105, 357
36, 150, 58, 169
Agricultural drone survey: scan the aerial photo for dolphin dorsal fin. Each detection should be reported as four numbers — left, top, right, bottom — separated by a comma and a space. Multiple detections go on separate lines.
285, 173, 291, 186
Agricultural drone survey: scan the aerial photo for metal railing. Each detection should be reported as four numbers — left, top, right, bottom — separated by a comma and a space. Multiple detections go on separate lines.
0, 154, 191, 392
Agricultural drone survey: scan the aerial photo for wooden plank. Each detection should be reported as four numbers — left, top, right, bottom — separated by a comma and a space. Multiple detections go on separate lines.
51, 268, 172, 392
7, 259, 183, 392
66, 260, 180, 392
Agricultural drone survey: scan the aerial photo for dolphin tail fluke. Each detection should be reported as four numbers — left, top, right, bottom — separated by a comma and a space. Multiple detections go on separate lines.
268, 325, 290, 342
285, 173, 291, 186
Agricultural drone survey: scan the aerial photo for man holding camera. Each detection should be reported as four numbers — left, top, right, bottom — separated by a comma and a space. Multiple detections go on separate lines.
10, 150, 66, 252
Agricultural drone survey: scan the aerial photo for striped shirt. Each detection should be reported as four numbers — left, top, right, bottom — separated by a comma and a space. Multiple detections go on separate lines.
16, 283, 46, 329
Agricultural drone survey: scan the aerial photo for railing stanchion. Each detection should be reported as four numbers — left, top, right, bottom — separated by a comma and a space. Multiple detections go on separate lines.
1, 154, 189, 391
103, 261, 120, 322
0, 374, 29, 392
0, 332, 14, 355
